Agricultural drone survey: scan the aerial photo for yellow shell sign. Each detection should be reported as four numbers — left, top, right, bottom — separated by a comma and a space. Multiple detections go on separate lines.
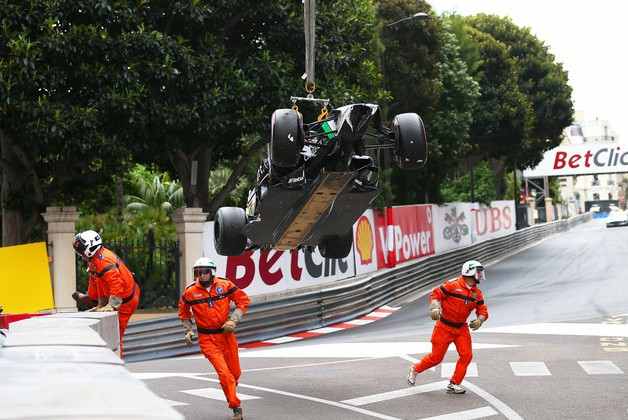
355, 215, 374, 264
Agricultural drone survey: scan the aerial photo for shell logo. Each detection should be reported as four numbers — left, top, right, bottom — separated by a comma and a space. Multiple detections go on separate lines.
355, 215, 374, 264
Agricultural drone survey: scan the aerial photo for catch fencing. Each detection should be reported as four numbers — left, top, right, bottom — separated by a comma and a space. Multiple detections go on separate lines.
123, 214, 590, 362
76, 233, 179, 309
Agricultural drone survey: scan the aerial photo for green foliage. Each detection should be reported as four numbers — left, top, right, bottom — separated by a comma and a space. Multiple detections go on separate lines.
440, 161, 498, 204
464, 14, 573, 167
0, 0, 135, 242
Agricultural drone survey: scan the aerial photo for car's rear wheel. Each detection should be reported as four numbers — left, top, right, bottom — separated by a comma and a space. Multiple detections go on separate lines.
214, 207, 247, 256
392, 113, 427, 170
270, 109, 304, 175
318, 230, 354, 259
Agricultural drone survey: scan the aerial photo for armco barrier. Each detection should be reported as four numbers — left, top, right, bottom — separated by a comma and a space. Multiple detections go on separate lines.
124, 214, 591, 363
0, 311, 183, 420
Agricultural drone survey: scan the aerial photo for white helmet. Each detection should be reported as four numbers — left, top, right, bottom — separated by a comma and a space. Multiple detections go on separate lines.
73, 230, 103, 259
193, 257, 217, 270
461, 260, 485, 282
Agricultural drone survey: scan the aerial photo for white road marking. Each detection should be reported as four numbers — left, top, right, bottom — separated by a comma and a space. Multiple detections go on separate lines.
366, 311, 391, 318
399, 354, 435, 372
346, 319, 375, 326
381, 305, 401, 311
510, 362, 551, 376
401, 356, 523, 420
461, 381, 524, 420
160, 398, 189, 407
341, 381, 449, 406
307, 327, 343, 334
181, 387, 261, 401
262, 336, 303, 344
441, 362, 478, 378
240, 342, 517, 359
578, 360, 624, 375
479, 323, 628, 337
186, 376, 402, 420
131, 372, 203, 380
417, 406, 498, 420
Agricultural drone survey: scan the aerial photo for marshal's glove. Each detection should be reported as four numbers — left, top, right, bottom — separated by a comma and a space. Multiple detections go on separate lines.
222, 308, 244, 333
469, 318, 484, 331
222, 320, 236, 333
184, 330, 195, 345
94, 304, 115, 312
429, 301, 441, 321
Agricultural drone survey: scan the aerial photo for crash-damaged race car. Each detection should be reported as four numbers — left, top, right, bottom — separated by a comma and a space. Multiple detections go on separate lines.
214, 103, 427, 258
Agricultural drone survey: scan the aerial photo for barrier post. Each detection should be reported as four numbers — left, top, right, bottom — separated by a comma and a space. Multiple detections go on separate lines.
41, 206, 80, 311
173, 207, 208, 293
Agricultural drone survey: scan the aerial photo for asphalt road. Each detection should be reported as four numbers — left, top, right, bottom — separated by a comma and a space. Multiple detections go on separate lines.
128, 219, 628, 420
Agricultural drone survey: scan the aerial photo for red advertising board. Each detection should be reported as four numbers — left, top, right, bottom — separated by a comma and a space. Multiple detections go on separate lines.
373, 205, 435, 269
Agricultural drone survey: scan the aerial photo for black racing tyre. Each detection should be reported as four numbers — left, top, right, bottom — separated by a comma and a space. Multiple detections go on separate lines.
318, 230, 354, 259
392, 113, 428, 170
214, 207, 247, 256
270, 108, 304, 169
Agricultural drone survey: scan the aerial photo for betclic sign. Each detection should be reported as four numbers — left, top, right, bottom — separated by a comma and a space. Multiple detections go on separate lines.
524, 143, 628, 177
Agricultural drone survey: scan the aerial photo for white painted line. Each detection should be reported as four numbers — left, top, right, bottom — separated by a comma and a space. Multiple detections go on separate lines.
510, 362, 551, 376
399, 354, 435, 372
462, 381, 524, 420
188, 376, 402, 420
417, 406, 498, 420
160, 398, 189, 407
131, 372, 202, 380
479, 323, 628, 338
235, 358, 380, 374
347, 319, 375, 326
380, 305, 401, 311
181, 387, 261, 401
307, 327, 343, 334
263, 336, 303, 344
366, 311, 391, 318
441, 363, 478, 378
240, 341, 517, 359
578, 360, 624, 375
341, 381, 449, 406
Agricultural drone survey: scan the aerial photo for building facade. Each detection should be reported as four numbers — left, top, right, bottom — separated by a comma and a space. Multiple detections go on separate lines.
559, 118, 627, 211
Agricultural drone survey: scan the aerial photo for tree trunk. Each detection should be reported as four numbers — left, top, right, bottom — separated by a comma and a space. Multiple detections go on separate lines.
206, 138, 265, 219
171, 145, 214, 210
1, 130, 26, 245
490, 158, 507, 199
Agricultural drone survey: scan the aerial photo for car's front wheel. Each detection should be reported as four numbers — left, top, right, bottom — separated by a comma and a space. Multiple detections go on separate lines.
214, 207, 247, 256
318, 230, 354, 259
392, 113, 428, 170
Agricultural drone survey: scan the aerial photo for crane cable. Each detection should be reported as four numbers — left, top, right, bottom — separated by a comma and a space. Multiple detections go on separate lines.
303, 0, 316, 95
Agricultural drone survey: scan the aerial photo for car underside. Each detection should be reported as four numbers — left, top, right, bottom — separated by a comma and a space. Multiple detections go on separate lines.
214, 102, 428, 258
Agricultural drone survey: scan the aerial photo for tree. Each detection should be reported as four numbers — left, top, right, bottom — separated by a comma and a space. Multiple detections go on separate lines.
0, 1, 134, 245
116, 0, 386, 217
465, 15, 574, 168
393, 21, 480, 204
376, 3, 480, 204
440, 161, 497, 204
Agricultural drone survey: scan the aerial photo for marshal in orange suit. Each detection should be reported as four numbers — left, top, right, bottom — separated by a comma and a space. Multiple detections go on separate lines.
73, 230, 140, 356
179, 257, 250, 420
407, 260, 489, 394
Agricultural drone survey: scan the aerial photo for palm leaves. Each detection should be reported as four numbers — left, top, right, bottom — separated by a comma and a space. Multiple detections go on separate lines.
126, 174, 184, 215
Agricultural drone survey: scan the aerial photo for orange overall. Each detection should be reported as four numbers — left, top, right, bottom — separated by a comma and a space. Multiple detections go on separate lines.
88, 247, 140, 355
412, 276, 488, 384
179, 277, 250, 409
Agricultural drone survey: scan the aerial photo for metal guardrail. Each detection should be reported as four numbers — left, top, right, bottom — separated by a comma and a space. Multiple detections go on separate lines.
124, 214, 591, 362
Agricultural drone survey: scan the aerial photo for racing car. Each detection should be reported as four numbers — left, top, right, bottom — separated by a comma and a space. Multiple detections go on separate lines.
214, 102, 427, 258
